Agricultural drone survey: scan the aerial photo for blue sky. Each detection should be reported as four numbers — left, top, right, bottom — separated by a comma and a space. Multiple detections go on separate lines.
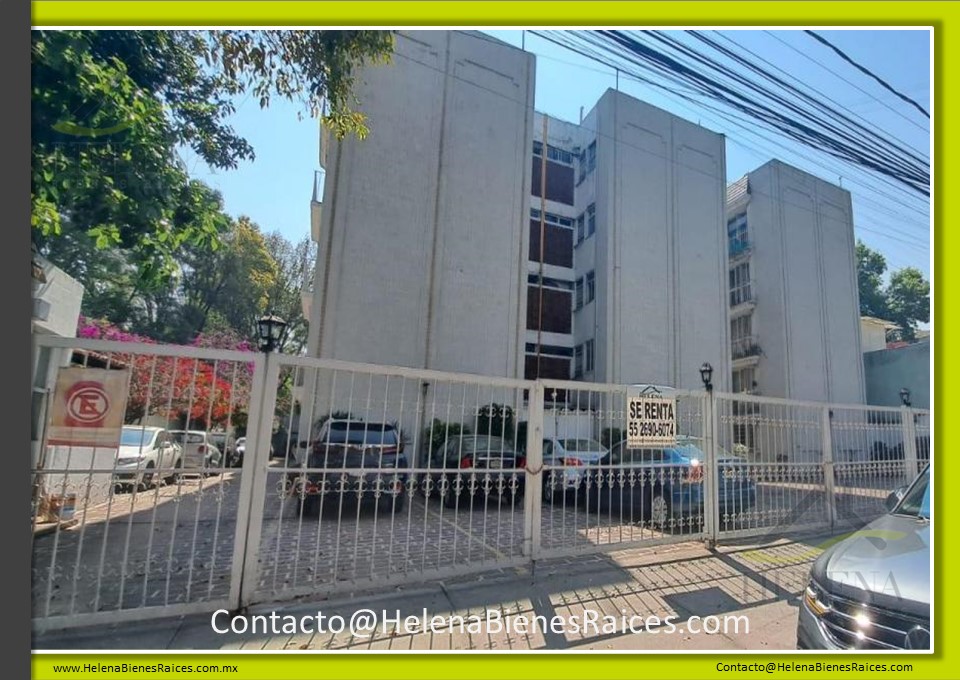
183, 29, 930, 279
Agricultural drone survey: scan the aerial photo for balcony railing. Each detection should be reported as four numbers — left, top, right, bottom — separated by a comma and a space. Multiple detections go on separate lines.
732, 336, 761, 360
729, 286, 754, 307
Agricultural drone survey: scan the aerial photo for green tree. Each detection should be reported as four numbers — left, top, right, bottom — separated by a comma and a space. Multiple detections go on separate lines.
856, 240, 930, 341
32, 30, 393, 283
886, 268, 930, 341
174, 216, 278, 343
856, 240, 889, 319
262, 232, 317, 354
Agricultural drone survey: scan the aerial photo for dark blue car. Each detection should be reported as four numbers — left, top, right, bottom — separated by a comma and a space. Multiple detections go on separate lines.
581, 438, 757, 531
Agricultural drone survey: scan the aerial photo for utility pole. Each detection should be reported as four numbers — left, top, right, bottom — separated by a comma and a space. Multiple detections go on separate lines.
536, 115, 548, 378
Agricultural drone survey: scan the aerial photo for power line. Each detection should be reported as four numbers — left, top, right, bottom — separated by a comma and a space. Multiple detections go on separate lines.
529, 29, 930, 212
764, 31, 929, 134
385, 34, 929, 267
803, 30, 930, 119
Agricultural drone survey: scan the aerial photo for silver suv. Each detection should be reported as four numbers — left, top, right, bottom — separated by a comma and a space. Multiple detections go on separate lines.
797, 464, 930, 650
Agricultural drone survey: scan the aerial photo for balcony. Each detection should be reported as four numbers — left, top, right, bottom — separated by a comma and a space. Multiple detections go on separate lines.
732, 336, 761, 360
729, 286, 756, 316
728, 239, 751, 261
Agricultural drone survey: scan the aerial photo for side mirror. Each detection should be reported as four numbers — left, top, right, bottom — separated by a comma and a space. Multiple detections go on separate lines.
885, 486, 907, 512
298, 440, 309, 448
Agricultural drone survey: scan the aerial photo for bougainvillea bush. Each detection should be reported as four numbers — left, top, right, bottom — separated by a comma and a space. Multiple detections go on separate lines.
78, 317, 255, 429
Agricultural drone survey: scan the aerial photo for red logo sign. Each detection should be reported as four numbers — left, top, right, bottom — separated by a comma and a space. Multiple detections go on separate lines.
64, 381, 111, 427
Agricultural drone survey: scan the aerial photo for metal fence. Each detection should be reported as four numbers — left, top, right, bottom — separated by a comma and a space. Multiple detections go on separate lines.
31, 336, 266, 632
31, 337, 931, 629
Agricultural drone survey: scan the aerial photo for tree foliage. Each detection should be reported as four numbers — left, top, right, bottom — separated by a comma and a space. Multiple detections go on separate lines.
855, 240, 930, 341
78, 317, 255, 428
32, 29, 393, 284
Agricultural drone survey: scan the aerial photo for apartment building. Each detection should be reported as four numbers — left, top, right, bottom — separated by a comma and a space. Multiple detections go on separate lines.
304, 30, 535, 378
725, 160, 866, 404
303, 32, 732, 409
568, 89, 730, 391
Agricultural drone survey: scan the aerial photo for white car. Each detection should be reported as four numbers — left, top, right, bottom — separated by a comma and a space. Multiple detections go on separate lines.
168, 430, 224, 474
114, 426, 182, 490
542, 437, 609, 498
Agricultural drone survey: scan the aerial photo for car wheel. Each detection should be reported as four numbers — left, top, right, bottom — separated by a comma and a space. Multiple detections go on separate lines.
542, 474, 562, 505
649, 490, 671, 529
380, 490, 406, 513
138, 462, 156, 491
300, 494, 320, 517
165, 457, 182, 484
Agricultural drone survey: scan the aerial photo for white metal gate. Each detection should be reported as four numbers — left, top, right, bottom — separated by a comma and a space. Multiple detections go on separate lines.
31, 338, 931, 628
31, 336, 266, 632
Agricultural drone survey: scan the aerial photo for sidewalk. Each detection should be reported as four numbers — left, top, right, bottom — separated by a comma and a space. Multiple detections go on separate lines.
34, 534, 827, 652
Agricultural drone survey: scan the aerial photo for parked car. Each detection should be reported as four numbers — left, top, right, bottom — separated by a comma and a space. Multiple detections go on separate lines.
208, 432, 239, 468
424, 435, 525, 509
114, 426, 182, 490
582, 438, 757, 529
797, 464, 930, 650
294, 419, 407, 515
168, 430, 224, 474
542, 437, 609, 501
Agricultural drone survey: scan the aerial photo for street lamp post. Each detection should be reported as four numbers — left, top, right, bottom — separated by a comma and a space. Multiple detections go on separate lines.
699, 362, 714, 393
257, 313, 287, 353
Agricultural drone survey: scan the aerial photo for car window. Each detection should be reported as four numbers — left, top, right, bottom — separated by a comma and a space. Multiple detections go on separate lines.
543, 440, 553, 456
894, 467, 930, 519
120, 428, 156, 447
325, 422, 397, 446
463, 436, 510, 455
561, 439, 602, 452
170, 432, 205, 444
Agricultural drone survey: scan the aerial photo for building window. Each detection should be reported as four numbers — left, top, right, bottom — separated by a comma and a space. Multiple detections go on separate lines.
731, 315, 751, 343
731, 315, 759, 360
576, 214, 585, 244
530, 208, 574, 229
585, 270, 595, 304
728, 214, 749, 258
574, 345, 584, 378
587, 141, 597, 174
527, 274, 574, 291
732, 367, 756, 395
587, 203, 596, 237
729, 262, 752, 307
575, 277, 584, 310
533, 140, 574, 166
585, 339, 595, 373
578, 149, 587, 184
525, 343, 574, 358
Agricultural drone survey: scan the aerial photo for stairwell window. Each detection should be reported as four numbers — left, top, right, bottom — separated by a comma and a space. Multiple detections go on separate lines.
586, 203, 596, 237
586, 270, 595, 304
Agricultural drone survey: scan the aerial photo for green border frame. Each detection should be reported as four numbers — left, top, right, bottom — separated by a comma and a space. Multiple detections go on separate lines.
31, 3, 947, 679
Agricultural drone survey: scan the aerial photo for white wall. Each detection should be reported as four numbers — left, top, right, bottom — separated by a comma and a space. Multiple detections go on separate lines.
860, 318, 890, 353
739, 160, 865, 403
579, 90, 729, 391
307, 31, 535, 379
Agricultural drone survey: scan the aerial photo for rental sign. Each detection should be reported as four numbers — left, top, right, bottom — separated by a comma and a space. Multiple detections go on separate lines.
627, 394, 677, 448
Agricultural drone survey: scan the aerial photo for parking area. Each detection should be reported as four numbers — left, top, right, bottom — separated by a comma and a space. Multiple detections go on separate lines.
33, 460, 907, 621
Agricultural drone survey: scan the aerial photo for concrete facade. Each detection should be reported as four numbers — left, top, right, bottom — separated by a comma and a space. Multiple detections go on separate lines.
573, 90, 730, 391
726, 160, 865, 404
306, 30, 535, 378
